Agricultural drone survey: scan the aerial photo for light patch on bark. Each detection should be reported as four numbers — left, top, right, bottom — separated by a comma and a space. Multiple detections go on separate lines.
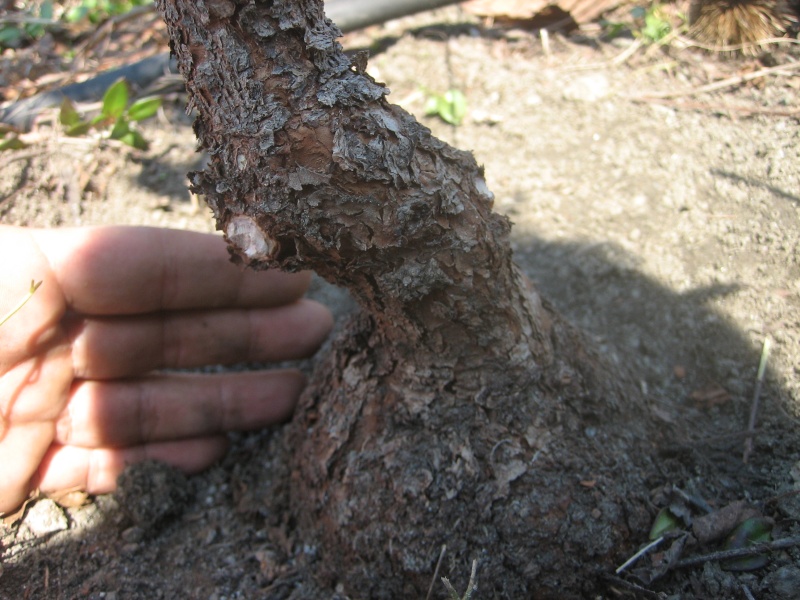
226, 215, 276, 260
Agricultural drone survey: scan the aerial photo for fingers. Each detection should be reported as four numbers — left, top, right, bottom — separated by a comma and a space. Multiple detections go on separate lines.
0, 421, 58, 514
0, 349, 74, 514
57, 370, 304, 448
35, 436, 230, 496
30, 226, 312, 315
68, 298, 333, 379
36, 366, 310, 498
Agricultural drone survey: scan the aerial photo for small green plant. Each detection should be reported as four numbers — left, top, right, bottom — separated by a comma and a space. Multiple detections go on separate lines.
0, 280, 42, 328
723, 517, 772, 571
649, 506, 682, 540
60, 78, 162, 149
424, 89, 468, 126
0, 1, 54, 49
0, 124, 27, 152
64, 0, 153, 24
631, 4, 673, 44
599, 18, 629, 41
602, 3, 684, 45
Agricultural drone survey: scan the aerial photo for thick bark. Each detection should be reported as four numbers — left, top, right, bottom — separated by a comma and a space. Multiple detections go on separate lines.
156, 1, 655, 597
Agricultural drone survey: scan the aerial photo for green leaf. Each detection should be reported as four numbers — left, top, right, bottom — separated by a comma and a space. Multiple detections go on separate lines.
441, 90, 467, 125
109, 117, 131, 140
649, 507, 681, 540
64, 6, 90, 23
424, 96, 440, 115
0, 26, 24, 48
639, 5, 671, 43
723, 517, 772, 571
59, 98, 82, 127
90, 113, 110, 127
0, 137, 27, 151
601, 20, 628, 40
65, 122, 93, 137
101, 79, 130, 120
630, 6, 646, 20
40, 1, 54, 20
0, 122, 20, 137
127, 96, 162, 121
22, 1, 54, 40
425, 89, 467, 126
118, 129, 148, 150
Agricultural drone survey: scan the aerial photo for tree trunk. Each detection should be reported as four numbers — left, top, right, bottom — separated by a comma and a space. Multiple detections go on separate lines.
156, 1, 656, 596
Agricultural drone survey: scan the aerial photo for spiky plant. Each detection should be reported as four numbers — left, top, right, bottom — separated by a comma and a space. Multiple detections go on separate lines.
688, 0, 797, 54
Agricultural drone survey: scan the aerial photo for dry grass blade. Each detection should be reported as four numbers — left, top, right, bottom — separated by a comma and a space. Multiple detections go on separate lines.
0, 279, 42, 327
743, 337, 772, 463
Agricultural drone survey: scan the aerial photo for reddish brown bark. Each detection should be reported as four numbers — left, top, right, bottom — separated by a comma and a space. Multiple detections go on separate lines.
156, 1, 655, 596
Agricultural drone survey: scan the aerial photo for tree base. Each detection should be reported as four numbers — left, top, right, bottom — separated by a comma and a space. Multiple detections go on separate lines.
286, 301, 656, 598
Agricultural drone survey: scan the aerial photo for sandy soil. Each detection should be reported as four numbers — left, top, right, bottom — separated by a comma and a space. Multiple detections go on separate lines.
1, 4, 799, 598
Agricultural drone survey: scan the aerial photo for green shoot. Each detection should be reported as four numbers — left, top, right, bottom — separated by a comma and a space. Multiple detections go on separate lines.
0, 280, 43, 328
631, 4, 673, 44
599, 19, 629, 40
603, 4, 684, 46
425, 89, 468, 126
723, 518, 772, 571
59, 78, 161, 150
64, 0, 153, 25
0, 1, 54, 50
0, 134, 27, 152
649, 506, 681, 540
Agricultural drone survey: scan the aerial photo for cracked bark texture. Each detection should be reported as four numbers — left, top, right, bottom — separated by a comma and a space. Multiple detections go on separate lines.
156, 1, 656, 597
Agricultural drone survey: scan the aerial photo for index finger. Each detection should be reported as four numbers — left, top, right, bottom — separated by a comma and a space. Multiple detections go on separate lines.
30, 226, 310, 315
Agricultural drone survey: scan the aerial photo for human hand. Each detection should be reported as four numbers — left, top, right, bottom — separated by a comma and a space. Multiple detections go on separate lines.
0, 225, 332, 514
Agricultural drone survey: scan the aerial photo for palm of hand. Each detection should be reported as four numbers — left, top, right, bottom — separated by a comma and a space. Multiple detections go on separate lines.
0, 226, 331, 514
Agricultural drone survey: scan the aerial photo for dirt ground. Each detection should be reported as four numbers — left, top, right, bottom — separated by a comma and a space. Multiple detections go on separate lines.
2, 3, 800, 599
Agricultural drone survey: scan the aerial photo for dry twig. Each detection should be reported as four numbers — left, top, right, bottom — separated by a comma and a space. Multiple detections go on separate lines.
616, 536, 665, 574
742, 584, 756, 600
743, 337, 772, 463
426, 544, 448, 600
673, 536, 800, 569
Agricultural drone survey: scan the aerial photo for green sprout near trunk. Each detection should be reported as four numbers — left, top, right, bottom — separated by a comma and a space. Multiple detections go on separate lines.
425, 89, 468, 126
64, 0, 154, 24
60, 78, 162, 150
0, 1, 54, 49
632, 4, 673, 44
